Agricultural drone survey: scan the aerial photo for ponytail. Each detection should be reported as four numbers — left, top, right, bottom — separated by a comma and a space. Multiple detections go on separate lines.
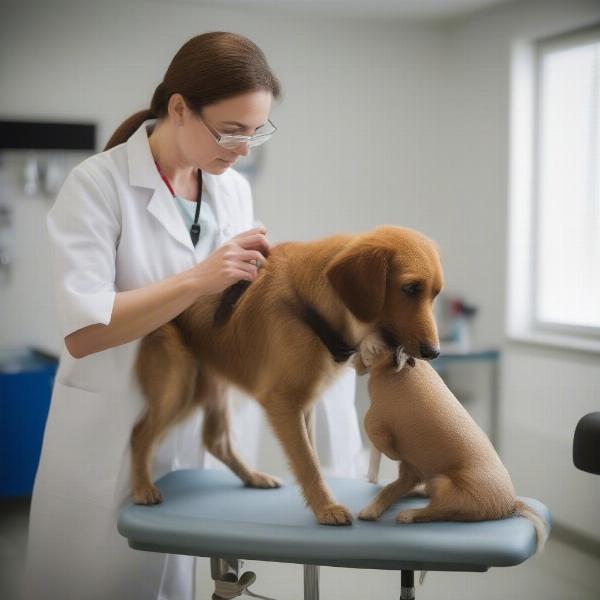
104, 80, 168, 150
104, 109, 153, 150
103, 33, 281, 151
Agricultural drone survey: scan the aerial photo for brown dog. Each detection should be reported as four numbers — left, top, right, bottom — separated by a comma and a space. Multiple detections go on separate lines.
354, 337, 548, 548
132, 226, 443, 525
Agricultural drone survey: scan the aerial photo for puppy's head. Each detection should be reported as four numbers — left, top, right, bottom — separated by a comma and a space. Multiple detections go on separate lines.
326, 226, 443, 362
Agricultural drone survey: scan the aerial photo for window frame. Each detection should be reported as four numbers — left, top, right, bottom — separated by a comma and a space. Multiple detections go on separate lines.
507, 23, 600, 353
531, 25, 600, 339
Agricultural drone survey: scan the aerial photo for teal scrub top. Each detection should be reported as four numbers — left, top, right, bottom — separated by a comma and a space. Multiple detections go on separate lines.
173, 181, 219, 260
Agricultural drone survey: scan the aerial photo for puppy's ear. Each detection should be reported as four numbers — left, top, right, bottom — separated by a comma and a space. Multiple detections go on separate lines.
326, 242, 390, 322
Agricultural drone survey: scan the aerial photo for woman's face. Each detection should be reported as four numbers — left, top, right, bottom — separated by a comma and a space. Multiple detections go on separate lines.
174, 89, 273, 175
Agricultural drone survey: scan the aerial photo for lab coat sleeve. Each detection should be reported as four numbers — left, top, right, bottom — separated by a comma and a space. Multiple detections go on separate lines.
47, 164, 119, 338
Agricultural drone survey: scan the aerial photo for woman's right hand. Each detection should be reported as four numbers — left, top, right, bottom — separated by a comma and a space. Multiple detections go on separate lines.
192, 227, 270, 296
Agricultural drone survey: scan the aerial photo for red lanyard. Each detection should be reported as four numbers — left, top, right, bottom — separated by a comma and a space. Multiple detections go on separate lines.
155, 160, 176, 197
155, 161, 203, 247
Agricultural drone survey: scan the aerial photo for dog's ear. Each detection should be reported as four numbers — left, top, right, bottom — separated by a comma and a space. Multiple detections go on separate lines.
326, 242, 390, 322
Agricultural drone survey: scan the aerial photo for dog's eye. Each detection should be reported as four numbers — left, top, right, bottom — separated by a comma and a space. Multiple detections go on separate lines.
402, 283, 420, 297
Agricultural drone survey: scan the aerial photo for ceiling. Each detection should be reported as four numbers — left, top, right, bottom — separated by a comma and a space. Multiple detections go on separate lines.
198, 0, 518, 20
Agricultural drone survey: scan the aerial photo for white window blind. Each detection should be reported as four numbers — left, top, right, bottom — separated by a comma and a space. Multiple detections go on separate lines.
533, 28, 600, 334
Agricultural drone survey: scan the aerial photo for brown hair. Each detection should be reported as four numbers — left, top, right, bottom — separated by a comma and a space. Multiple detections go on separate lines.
104, 32, 282, 150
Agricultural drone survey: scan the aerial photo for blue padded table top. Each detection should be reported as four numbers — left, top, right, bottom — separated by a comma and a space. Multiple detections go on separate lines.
117, 469, 551, 573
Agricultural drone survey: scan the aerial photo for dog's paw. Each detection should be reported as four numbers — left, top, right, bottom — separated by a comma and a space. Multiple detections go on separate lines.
245, 471, 283, 489
132, 484, 162, 505
317, 503, 353, 526
395, 509, 417, 524
358, 505, 381, 521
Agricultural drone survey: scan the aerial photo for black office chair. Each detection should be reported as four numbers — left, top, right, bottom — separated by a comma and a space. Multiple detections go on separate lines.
573, 412, 600, 475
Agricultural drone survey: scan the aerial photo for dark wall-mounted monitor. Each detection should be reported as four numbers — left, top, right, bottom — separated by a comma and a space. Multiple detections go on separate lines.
0, 120, 96, 151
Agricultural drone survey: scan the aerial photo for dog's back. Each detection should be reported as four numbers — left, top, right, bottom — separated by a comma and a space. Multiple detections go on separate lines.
174, 236, 353, 399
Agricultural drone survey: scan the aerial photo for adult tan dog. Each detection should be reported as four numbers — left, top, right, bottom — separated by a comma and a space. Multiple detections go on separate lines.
354, 339, 548, 549
132, 226, 443, 525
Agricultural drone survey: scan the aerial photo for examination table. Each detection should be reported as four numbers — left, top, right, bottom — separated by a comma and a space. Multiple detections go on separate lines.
118, 469, 551, 599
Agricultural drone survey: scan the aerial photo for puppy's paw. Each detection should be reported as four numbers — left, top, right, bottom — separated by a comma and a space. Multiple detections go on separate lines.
358, 505, 381, 521
245, 471, 283, 489
317, 503, 353, 526
395, 509, 418, 524
132, 484, 162, 505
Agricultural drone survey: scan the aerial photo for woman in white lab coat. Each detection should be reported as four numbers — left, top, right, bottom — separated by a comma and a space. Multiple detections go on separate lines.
23, 32, 363, 600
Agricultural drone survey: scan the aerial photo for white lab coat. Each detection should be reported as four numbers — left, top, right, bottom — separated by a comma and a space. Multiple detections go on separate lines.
23, 119, 363, 600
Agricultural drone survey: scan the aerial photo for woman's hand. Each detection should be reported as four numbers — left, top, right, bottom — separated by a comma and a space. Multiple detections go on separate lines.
192, 227, 270, 296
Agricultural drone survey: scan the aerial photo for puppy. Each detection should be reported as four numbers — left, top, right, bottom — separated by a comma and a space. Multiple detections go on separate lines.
133, 226, 443, 525
354, 337, 548, 549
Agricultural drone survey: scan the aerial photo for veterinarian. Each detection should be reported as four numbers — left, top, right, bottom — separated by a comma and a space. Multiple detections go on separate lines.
24, 32, 362, 600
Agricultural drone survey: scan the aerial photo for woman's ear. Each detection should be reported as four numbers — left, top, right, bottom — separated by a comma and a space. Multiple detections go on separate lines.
168, 93, 187, 125
326, 242, 390, 323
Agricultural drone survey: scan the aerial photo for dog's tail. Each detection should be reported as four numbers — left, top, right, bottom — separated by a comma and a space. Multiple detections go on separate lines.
512, 500, 549, 552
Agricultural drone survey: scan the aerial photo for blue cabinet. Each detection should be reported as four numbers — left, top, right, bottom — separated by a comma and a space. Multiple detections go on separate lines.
0, 348, 57, 499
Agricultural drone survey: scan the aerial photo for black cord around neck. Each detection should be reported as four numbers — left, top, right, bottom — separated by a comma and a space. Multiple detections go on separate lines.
190, 169, 202, 247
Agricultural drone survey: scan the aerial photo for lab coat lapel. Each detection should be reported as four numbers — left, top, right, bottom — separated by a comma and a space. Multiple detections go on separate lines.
146, 187, 196, 253
127, 119, 196, 254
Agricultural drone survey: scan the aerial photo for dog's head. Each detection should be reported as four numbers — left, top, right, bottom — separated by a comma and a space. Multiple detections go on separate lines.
326, 226, 443, 362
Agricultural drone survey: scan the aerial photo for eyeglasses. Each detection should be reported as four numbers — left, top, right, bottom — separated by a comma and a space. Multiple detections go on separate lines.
200, 116, 277, 150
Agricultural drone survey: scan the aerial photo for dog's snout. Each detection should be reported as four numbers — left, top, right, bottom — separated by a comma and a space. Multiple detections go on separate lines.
419, 344, 440, 360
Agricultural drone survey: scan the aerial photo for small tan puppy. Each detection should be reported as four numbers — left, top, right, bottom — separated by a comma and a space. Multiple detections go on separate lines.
355, 337, 548, 549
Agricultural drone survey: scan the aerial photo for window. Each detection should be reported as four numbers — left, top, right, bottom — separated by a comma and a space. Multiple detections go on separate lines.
533, 28, 600, 334
508, 25, 600, 351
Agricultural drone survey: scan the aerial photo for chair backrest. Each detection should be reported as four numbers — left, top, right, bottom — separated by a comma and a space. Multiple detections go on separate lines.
573, 412, 600, 475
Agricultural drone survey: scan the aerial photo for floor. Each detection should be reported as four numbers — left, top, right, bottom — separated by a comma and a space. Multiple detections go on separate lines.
3, 496, 600, 600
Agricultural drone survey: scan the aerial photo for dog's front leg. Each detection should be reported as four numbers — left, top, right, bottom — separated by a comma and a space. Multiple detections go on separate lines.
264, 403, 352, 525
